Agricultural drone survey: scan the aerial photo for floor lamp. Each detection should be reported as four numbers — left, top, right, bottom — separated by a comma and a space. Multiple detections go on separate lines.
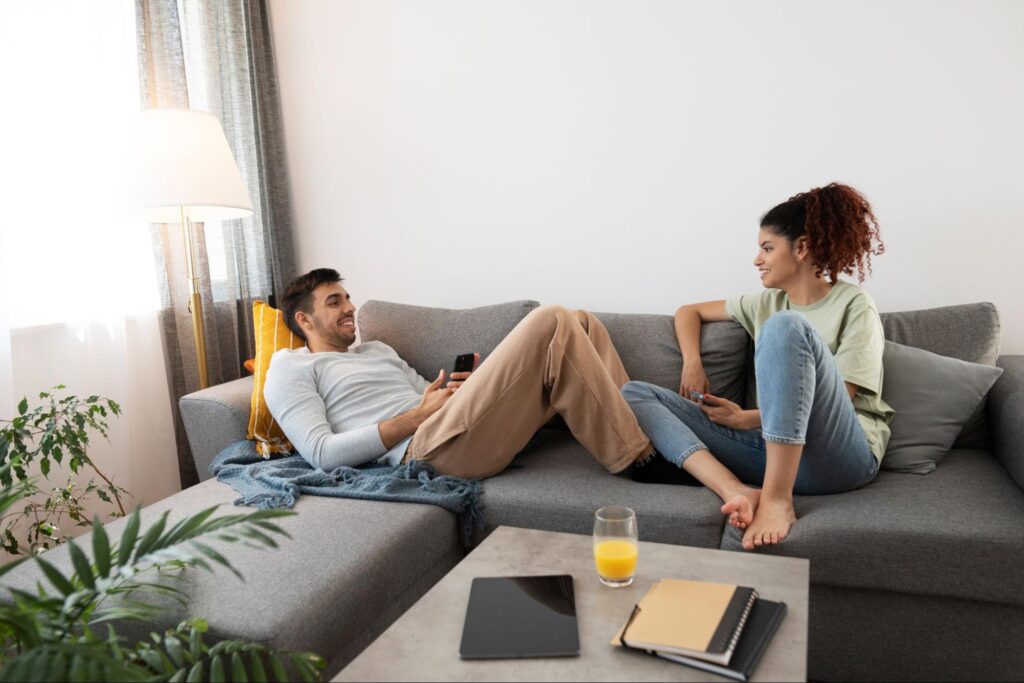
120, 109, 254, 389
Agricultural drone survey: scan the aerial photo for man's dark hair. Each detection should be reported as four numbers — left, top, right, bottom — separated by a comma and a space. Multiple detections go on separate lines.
280, 268, 343, 341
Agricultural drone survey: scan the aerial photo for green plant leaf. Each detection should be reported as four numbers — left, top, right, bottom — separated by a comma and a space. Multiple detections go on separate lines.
249, 653, 267, 683
164, 632, 186, 668
67, 543, 96, 591
290, 654, 313, 683
116, 508, 141, 567
191, 542, 241, 580
186, 661, 203, 683
268, 655, 287, 683
163, 506, 219, 546
187, 623, 203, 661
92, 517, 111, 578
230, 653, 248, 683
133, 645, 170, 673
209, 654, 225, 683
17, 398, 27, 416
46, 649, 68, 682
132, 511, 169, 559
0, 643, 147, 683
33, 556, 75, 597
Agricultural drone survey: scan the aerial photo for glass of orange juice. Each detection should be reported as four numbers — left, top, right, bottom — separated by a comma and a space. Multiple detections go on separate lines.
593, 506, 638, 587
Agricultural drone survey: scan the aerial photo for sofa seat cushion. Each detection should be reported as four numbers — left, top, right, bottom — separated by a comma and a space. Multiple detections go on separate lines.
480, 430, 726, 548
720, 450, 1024, 607
1, 478, 463, 678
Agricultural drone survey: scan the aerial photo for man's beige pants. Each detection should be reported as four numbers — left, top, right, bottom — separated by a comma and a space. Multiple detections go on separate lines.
405, 305, 653, 479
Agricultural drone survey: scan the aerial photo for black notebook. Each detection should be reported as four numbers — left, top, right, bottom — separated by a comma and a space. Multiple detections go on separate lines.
650, 599, 788, 681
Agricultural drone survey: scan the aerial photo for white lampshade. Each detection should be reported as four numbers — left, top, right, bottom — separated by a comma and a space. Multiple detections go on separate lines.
119, 108, 254, 223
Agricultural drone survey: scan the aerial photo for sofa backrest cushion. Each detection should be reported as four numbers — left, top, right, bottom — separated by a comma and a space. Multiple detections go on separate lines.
594, 313, 750, 406
358, 300, 541, 381
879, 302, 1000, 364
879, 302, 1001, 448
742, 301, 1001, 447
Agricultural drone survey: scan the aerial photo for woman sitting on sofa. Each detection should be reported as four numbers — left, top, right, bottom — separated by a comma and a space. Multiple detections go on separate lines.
623, 183, 893, 551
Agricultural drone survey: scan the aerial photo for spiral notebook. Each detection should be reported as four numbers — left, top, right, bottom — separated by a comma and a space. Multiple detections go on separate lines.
615, 579, 758, 666
651, 598, 787, 681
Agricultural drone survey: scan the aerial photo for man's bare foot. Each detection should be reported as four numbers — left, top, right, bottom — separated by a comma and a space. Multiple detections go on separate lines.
720, 486, 761, 530
741, 498, 797, 551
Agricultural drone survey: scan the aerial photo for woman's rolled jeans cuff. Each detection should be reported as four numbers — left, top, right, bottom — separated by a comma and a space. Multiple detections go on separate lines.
760, 432, 807, 446
673, 443, 708, 468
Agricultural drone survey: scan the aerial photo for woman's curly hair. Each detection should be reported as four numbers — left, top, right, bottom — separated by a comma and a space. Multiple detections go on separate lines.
761, 183, 885, 284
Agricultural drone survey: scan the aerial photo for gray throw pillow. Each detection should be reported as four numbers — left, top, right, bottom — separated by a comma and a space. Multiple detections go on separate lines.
357, 299, 540, 381
880, 302, 1000, 449
881, 341, 1004, 474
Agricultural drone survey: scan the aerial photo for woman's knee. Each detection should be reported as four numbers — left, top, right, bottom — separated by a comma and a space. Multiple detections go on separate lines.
622, 380, 657, 403
757, 311, 813, 347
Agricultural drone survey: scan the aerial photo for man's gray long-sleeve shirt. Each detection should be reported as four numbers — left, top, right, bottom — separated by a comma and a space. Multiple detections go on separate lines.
263, 342, 430, 470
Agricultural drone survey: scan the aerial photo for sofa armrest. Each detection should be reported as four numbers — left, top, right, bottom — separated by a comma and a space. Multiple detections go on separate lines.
990, 355, 1024, 491
179, 376, 253, 482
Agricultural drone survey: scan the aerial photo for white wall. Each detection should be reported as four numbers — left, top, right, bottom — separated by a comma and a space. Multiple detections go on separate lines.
269, 0, 1024, 353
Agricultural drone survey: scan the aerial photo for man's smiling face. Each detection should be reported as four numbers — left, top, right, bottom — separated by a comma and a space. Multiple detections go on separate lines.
301, 281, 357, 352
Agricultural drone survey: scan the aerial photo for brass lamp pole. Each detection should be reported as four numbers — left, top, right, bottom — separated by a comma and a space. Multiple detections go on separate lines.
120, 109, 254, 391
180, 206, 209, 389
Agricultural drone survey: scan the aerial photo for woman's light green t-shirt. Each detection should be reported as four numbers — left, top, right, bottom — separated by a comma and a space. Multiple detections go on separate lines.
725, 281, 895, 461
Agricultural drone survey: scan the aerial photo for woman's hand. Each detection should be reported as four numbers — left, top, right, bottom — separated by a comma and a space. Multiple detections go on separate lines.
680, 362, 710, 400
699, 393, 748, 430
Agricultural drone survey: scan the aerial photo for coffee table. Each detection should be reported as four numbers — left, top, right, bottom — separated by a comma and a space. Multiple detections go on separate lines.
335, 526, 809, 682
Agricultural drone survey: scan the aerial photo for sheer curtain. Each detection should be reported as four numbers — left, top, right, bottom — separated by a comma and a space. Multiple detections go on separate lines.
135, 0, 297, 488
0, 2, 181, 512
0, 230, 13, 424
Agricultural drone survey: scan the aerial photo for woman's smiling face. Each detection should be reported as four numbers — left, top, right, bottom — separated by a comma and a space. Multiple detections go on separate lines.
753, 226, 808, 289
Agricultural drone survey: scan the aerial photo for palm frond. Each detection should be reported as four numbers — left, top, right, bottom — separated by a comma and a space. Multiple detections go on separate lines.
0, 643, 148, 682
126, 620, 325, 683
0, 474, 321, 682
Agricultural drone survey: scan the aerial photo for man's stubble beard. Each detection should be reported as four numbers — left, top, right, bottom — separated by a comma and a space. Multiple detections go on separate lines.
313, 317, 356, 351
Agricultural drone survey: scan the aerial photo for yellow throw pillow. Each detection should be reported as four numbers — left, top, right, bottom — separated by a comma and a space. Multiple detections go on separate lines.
248, 301, 306, 458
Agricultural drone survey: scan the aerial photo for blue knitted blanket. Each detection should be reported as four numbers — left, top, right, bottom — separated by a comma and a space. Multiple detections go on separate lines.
210, 440, 485, 547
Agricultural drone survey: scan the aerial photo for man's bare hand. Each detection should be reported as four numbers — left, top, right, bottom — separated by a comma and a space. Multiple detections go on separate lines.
418, 369, 454, 420
446, 352, 480, 391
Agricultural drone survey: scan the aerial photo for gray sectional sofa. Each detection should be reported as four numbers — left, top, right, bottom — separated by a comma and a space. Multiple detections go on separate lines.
5, 299, 1022, 682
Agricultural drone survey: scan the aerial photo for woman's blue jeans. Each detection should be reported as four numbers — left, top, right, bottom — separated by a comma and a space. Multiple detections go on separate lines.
622, 311, 879, 495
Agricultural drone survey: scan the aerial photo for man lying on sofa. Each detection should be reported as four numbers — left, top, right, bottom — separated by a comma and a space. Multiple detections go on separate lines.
264, 268, 656, 480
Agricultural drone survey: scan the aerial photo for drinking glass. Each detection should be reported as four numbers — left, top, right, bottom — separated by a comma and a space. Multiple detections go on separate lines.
593, 506, 639, 587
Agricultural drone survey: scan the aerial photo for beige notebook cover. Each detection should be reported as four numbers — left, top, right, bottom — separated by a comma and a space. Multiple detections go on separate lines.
612, 579, 753, 663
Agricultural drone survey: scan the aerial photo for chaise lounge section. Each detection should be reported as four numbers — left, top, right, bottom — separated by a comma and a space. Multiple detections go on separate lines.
4, 299, 1021, 682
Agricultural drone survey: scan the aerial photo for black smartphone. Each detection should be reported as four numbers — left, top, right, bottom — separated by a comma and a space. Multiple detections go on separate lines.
453, 353, 476, 374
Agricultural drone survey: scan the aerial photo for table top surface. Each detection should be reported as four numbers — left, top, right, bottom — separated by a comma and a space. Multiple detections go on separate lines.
335, 526, 809, 682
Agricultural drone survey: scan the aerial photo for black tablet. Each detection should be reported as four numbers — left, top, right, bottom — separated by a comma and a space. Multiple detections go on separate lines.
458, 575, 580, 659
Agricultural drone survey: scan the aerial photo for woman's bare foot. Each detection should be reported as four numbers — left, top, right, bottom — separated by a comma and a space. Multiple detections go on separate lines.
720, 486, 761, 530
741, 497, 797, 551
